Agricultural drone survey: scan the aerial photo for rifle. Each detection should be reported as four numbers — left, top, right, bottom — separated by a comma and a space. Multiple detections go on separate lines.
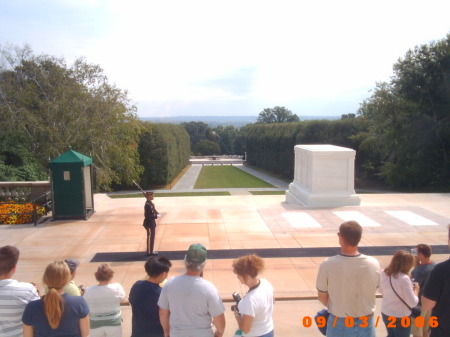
133, 180, 154, 205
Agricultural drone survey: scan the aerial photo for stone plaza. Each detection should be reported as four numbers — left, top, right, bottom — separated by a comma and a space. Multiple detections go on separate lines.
1, 164, 449, 336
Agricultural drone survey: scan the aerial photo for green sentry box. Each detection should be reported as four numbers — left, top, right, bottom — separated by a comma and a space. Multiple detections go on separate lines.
49, 150, 95, 220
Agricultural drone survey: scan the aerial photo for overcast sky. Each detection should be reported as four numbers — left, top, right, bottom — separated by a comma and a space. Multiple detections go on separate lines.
1, 0, 449, 118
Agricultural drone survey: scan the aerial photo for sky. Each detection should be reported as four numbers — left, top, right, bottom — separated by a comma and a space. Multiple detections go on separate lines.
0, 0, 449, 118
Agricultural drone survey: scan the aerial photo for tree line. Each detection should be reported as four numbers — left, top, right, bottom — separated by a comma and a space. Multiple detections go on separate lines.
182, 34, 450, 189
1, 34, 449, 190
357, 34, 449, 187
181, 106, 299, 156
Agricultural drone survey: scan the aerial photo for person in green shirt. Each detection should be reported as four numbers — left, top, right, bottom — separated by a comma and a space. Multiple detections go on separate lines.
64, 259, 84, 295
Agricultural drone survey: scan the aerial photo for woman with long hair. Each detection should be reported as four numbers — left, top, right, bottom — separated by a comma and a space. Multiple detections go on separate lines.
22, 260, 89, 337
380, 250, 419, 337
232, 254, 274, 337
83, 263, 126, 337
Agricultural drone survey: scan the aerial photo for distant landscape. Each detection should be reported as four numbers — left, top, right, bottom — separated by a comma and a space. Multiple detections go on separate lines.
141, 115, 340, 128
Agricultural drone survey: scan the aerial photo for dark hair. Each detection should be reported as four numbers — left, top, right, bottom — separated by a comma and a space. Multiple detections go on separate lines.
94, 263, 114, 282
416, 244, 432, 258
384, 250, 415, 277
232, 254, 264, 278
0, 245, 20, 275
145, 256, 172, 277
339, 221, 362, 247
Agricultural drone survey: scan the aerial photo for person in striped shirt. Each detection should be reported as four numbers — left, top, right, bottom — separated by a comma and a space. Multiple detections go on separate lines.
0, 245, 40, 337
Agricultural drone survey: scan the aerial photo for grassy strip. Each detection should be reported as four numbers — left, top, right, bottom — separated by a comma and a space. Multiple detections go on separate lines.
108, 194, 142, 198
109, 191, 230, 198
249, 191, 286, 195
155, 192, 230, 197
194, 166, 274, 189
244, 164, 290, 183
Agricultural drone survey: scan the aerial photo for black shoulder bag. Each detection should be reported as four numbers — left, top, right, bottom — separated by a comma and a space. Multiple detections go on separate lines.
389, 276, 421, 318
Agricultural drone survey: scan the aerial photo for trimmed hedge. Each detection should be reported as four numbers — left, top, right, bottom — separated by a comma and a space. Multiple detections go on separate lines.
245, 119, 368, 180
138, 122, 190, 187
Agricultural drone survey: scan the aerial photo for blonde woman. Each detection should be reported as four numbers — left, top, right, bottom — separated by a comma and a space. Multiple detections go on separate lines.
83, 263, 126, 337
22, 260, 89, 337
380, 250, 419, 337
232, 254, 274, 337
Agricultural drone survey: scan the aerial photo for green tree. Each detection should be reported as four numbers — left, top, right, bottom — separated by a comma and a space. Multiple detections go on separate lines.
233, 125, 248, 155
193, 140, 221, 155
256, 106, 300, 123
138, 122, 190, 187
341, 113, 356, 119
0, 130, 47, 181
358, 34, 450, 187
0, 44, 142, 189
214, 125, 238, 154
181, 121, 216, 149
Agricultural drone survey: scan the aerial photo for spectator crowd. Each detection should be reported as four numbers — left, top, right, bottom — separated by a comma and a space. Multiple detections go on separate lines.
0, 222, 449, 337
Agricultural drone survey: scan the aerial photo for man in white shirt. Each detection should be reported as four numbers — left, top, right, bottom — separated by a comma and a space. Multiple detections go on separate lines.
316, 221, 380, 337
0, 245, 40, 337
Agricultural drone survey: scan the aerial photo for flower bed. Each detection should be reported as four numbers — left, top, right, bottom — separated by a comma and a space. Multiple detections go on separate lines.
0, 201, 46, 224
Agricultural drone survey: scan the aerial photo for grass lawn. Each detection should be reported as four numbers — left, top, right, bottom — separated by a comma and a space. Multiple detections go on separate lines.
109, 191, 230, 198
250, 191, 285, 195
194, 166, 274, 189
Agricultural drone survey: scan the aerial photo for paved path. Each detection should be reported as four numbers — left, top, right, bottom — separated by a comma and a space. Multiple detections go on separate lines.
171, 165, 202, 190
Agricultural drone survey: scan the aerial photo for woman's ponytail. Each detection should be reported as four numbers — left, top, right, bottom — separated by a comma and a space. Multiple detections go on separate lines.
42, 261, 71, 329
43, 287, 65, 329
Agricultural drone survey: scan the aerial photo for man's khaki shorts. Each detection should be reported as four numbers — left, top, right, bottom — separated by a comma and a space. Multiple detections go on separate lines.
411, 309, 432, 337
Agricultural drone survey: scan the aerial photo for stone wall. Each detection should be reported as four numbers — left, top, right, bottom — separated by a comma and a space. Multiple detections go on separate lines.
0, 181, 51, 201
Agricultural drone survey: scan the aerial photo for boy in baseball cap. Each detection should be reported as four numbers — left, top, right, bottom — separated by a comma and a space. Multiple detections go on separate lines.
64, 258, 83, 295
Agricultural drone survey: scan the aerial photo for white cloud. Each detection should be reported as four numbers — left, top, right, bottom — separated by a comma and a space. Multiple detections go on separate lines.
1, 0, 449, 117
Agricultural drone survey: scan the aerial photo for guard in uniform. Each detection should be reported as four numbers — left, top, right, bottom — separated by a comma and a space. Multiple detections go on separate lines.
143, 191, 159, 256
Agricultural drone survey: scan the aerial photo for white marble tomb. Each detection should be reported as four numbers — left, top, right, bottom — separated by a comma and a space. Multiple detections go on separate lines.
286, 144, 361, 207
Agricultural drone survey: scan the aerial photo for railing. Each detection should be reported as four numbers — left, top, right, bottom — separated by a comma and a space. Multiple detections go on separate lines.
190, 155, 244, 160
0, 190, 52, 226
0, 181, 51, 201
189, 155, 246, 166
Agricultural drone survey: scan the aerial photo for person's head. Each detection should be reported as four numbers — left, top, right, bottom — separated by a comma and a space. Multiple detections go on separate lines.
64, 258, 79, 279
232, 254, 264, 284
145, 256, 172, 279
384, 250, 415, 277
338, 221, 362, 247
184, 243, 207, 272
416, 244, 432, 259
0, 245, 19, 276
145, 191, 154, 200
43, 261, 72, 329
94, 263, 114, 282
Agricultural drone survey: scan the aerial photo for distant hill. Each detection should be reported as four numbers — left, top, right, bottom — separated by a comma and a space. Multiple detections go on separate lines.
140, 115, 339, 128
